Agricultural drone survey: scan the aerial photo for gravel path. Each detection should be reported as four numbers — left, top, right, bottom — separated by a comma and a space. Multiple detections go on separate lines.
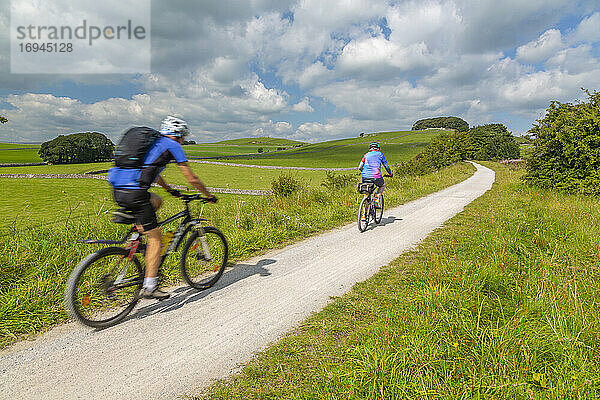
0, 162, 494, 400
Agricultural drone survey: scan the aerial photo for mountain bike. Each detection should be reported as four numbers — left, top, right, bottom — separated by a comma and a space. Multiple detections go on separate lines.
357, 175, 391, 232
64, 194, 228, 328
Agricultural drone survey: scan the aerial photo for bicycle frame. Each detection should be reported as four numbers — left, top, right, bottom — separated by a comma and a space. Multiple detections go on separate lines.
82, 197, 212, 284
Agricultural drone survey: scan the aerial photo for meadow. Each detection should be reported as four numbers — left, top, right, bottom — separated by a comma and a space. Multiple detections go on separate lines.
0, 162, 331, 191
0, 144, 41, 163
0, 161, 474, 348
0, 130, 436, 166
209, 130, 440, 168
200, 163, 600, 399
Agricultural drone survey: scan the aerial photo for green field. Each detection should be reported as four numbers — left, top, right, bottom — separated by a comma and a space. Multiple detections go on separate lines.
0, 161, 334, 191
202, 163, 600, 399
209, 130, 441, 168
0, 144, 42, 163
0, 131, 438, 167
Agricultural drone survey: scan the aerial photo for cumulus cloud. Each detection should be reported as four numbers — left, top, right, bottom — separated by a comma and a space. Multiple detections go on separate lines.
291, 97, 314, 113
571, 12, 600, 44
516, 29, 564, 63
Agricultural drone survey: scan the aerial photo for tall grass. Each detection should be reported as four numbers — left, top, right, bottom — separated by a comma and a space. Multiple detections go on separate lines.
0, 162, 474, 348
202, 163, 600, 399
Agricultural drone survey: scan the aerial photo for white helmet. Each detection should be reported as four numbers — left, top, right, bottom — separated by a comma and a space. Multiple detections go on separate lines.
160, 116, 190, 137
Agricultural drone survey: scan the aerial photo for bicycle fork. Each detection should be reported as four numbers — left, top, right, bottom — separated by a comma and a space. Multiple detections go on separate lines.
190, 225, 214, 266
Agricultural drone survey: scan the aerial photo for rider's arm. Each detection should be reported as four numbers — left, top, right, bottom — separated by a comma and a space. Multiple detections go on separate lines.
177, 162, 212, 197
155, 175, 171, 191
358, 155, 365, 171
381, 153, 392, 175
156, 175, 181, 196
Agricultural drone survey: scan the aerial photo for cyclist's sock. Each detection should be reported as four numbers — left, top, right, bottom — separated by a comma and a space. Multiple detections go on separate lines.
143, 277, 158, 291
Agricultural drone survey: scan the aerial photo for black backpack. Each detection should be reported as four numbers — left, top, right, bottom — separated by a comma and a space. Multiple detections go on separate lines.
114, 127, 161, 169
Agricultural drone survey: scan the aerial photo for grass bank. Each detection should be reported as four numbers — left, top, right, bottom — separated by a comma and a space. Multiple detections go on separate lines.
0, 162, 474, 348
200, 163, 600, 399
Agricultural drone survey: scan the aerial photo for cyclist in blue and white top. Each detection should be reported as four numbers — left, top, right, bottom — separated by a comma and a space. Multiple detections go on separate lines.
108, 116, 216, 300
358, 142, 392, 207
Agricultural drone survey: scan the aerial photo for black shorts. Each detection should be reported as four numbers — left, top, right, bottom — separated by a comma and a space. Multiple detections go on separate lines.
362, 177, 384, 188
113, 189, 158, 231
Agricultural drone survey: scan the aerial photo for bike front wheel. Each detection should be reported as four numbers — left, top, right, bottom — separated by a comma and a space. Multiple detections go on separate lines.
64, 247, 143, 328
180, 227, 229, 290
374, 194, 384, 224
358, 197, 370, 232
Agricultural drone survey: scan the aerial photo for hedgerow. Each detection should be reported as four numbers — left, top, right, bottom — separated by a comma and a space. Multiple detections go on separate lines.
524, 90, 600, 195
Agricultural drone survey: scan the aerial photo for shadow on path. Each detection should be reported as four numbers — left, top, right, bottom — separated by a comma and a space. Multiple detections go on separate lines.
365, 215, 402, 231
99, 259, 275, 329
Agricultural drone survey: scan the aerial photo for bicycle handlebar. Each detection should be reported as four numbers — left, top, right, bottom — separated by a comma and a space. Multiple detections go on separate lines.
180, 193, 216, 203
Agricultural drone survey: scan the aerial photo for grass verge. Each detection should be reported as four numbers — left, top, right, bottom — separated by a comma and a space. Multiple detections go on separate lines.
0, 162, 474, 348
199, 163, 600, 399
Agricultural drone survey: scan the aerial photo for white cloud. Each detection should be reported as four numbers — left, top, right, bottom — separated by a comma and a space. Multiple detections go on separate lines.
291, 97, 314, 113
336, 38, 432, 80
571, 12, 600, 44
516, 29, 564, 63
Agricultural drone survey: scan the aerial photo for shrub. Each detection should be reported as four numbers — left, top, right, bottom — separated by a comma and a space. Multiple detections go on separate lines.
524, 90, 600, 195
394, 131, 469, 177
321, 172, 356, 190
257, 147, 264, 153
412, 116, 469, 132
466, 124, 520, 161
420, 131, 470, 169
271, 174, 302, 196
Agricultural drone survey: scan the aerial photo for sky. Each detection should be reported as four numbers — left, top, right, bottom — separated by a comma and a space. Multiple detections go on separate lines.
0, 0, 599, 143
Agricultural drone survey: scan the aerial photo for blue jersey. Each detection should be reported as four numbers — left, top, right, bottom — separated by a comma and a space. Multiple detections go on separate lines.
108, 136, 187, 189
359, 151, 390, 179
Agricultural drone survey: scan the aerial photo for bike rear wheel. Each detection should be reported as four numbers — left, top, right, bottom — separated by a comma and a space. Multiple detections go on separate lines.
374, 194, 384, 224
180, 227, 229, 290
65, 247, 143, 328
358, 197, 370, 232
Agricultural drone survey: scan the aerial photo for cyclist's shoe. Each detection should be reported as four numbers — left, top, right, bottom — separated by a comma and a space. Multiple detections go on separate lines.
373, 198, 380, 208
139, 287, 171, 301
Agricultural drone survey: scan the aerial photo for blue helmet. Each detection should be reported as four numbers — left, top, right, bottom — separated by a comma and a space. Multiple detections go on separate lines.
369, 142, 380, 150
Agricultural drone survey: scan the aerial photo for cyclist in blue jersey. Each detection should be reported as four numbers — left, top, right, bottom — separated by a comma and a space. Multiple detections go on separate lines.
358, 142, 392, 210
108, 116, 216, 300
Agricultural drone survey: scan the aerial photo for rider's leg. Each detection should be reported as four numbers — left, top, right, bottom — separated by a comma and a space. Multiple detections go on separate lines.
138, 193, 169, 299
149, 193, 163, 210
144, 227, 161, 280
375, 184, 385, 205
144, 193, 163, 281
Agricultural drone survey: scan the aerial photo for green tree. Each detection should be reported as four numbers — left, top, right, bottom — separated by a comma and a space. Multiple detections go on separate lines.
396, 131, 470, 176
466, 123, 520, 161
39, 132, 114, 164
412, 116, 469, 132
0, 116, 7, 123
524, 90, 600, 195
